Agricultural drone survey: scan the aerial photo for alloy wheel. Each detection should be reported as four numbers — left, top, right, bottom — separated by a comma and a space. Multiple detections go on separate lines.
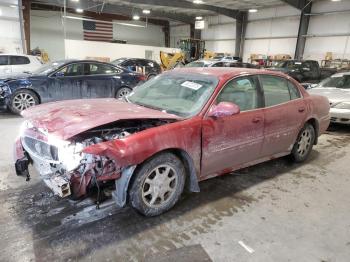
141, 164, 178, 208
117, 88, 131, 98
297, 128, 312, 157
12, 93, 36, 111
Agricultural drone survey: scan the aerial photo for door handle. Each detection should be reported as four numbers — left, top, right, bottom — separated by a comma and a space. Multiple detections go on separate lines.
298, 107, 305, 113
252, 117, 262, 123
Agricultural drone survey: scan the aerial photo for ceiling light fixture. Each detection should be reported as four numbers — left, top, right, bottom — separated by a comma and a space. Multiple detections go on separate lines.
142, 9, 151, 14
193, 0, 204, 4
76, 8, 83, 13
249, 8, 258, 13
331, 0, 341, 2
133, 14, 140, 20
9, 4, 17, 8
71, 0, 79, 2
196, 16, 203, 20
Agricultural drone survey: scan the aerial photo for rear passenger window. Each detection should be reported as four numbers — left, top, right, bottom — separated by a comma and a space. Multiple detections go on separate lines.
87, 63, 119, 75
0, 56, 8, 65
287, 81, 301, 100
10, 56, 30, 65
260, 75, 291, 107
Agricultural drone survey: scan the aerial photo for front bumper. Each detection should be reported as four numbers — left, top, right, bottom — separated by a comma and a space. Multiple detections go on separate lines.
14, 137, 72, 197
330, 108, 350, 125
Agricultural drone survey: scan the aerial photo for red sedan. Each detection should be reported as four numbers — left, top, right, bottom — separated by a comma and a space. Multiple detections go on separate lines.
14, 68, 330, 216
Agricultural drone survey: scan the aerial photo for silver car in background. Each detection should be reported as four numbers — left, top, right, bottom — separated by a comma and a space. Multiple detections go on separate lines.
308, 72, 350, 125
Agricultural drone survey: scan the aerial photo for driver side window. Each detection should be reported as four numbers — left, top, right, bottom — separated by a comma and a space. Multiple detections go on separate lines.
217, 76, 259, 111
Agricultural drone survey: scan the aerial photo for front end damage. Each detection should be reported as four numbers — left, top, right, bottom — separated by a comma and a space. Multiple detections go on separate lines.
14, 119, 173, 206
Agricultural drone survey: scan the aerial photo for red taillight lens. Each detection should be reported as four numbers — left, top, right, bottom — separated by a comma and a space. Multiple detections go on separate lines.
139, 74, 147, 81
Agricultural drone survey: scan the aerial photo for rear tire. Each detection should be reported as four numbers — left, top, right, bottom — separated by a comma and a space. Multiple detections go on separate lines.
291, 123, 315, 162
10, 89, 39, 114
129, 153, 185, 216
116, 87, 132, 99
147, 74, 156, 80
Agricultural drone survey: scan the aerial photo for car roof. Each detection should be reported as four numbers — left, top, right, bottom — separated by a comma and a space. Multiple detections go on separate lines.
0, 53, 37, 57
171, 67, 289, 80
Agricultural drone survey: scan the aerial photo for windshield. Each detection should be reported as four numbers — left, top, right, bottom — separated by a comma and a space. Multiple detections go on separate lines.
318, 75, 350, 89
185, 61, 206, 68
127, 73, 219, 117
111, 58, 127, 65
32, 61, 67, 75
273, 61, 302, 69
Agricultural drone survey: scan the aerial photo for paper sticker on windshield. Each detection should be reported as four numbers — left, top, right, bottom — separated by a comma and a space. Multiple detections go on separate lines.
181, 81, 202, 90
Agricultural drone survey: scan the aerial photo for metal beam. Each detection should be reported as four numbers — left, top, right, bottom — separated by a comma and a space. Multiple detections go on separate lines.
128, 0, 241, 19
294, 1, 312, 59
235, 11, 247, 58
22, 0, 31, 54
32, 0, 195, 24
280, 0, 311, 10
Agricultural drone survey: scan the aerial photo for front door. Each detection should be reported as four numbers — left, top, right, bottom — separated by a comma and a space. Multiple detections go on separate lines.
259, 75, 307, 156
201, 75, 265, 178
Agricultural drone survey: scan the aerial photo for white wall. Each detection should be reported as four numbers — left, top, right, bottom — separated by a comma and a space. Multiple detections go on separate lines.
65, 39, 179, 64
114, 21, 165, 47
169, 23, 191, 48
31, 10, 166, 61
200, 5, 300, 61
0, 1, 23, 53
31, 10, 82, 61
201, 15, 236, 54
304, 0, 350, 61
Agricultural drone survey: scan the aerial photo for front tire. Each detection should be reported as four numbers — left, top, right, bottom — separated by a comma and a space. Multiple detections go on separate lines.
129, 153, 185, 216
291, 123, 315, 162
10, 89, 39, 114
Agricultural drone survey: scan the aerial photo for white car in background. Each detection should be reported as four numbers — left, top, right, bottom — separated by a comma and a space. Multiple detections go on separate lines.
308, 72, 350, 125
0, 54, 42, 77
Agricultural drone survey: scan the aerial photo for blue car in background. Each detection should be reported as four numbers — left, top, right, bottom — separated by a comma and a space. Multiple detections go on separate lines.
0, 60, 146, 114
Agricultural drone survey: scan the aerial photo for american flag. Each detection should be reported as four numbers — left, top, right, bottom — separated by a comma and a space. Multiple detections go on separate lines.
83, 19, 113, 42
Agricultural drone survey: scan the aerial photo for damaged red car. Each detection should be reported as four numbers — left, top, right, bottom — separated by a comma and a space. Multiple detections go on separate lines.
14, 68, 330, 216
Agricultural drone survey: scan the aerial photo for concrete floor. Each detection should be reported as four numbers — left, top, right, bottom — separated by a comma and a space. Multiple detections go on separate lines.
0, 112, 350, 262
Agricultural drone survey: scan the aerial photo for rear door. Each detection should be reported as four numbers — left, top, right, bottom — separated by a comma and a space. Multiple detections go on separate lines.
82, 63, 121, 98
0, 55, 11, 75
201, 75, 265, 178
259, 75, 306, 156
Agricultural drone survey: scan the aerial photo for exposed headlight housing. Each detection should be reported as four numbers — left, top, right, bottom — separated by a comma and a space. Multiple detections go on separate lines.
333, 102, 350, 110
0, 83, 10, 97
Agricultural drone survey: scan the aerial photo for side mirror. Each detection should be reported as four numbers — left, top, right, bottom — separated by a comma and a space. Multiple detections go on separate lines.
208, 102, 240, 118
52, 71, 64, 77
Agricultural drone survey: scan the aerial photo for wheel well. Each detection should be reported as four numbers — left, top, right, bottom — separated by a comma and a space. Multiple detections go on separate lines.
15, 88, 41, 104
134, 148, 200, 193
165, 148, 200, 193
306, 118, 319, 145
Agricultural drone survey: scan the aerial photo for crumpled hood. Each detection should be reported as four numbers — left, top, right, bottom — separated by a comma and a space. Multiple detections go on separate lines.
0, 72, 32, 82
21, 99, 180, 140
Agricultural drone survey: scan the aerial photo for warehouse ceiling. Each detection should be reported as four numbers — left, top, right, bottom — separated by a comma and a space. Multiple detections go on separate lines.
32, 0, 310, 23
105, 0, 285, 16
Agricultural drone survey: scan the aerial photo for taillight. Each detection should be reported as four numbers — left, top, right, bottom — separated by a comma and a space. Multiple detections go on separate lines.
138, 74, 147, 81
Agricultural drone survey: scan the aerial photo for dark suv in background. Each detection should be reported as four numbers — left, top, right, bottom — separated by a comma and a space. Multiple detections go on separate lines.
112, 58, 162, 80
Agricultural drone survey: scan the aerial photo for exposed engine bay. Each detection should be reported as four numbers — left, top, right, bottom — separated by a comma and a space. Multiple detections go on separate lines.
19, 119, 174, 200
